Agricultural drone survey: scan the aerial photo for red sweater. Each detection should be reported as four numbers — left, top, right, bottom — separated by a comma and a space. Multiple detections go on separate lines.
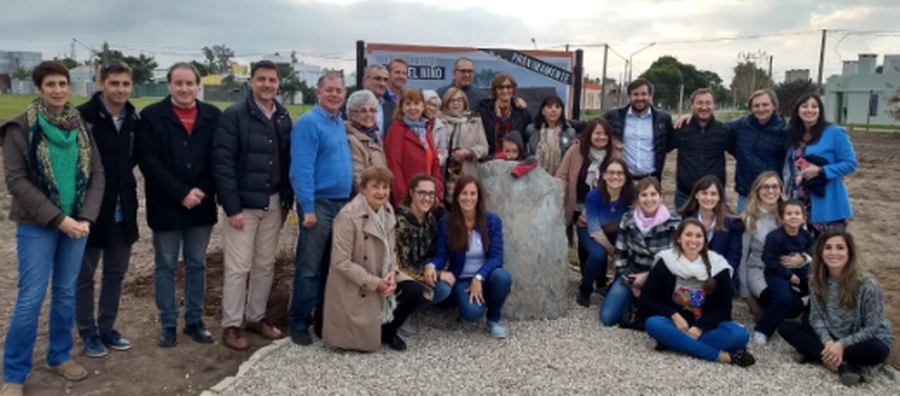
384, 120, 444, 207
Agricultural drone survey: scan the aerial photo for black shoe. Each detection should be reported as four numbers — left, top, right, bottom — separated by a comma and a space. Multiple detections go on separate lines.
158, 327, 178, 348
728, 348, 756, 368
654, 342, 670, 352
838, 363, 862, 386
383, 334, 407, 351
291, 330, 312, 346
183, 321, 214, 344
576, 291, 592, 308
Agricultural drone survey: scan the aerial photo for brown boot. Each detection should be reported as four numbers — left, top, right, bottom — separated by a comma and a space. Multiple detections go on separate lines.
51, 360, 88, 381
244, 320, 283, 340
1, 383, 24, 396
223, 327, 250, 351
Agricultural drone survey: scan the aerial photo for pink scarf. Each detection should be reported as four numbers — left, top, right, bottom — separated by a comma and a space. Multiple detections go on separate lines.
634, 204, 671, 235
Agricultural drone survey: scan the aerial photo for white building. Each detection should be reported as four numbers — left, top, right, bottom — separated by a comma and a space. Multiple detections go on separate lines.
69, 65, 96, 97
824, 53, 900, 127
785, 69, 810, 84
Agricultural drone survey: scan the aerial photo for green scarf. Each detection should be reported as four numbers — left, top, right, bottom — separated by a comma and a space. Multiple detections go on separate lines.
363, 199, 398, 324
26, 98, 92, 217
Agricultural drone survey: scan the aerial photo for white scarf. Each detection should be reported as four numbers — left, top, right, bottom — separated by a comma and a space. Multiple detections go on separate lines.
584, 147, 608, 189
655, 249, 732, 281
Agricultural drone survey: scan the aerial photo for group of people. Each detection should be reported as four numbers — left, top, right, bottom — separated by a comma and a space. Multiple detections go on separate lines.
0, 54, 891, 396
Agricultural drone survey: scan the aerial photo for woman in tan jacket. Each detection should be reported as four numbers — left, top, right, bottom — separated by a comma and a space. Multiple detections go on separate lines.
440, 87, 488, 205
555, 118, 622, 272
345, 90, 387, 192
322, 166, 426, 352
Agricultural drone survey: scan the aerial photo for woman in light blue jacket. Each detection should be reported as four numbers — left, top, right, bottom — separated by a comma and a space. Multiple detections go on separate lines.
782, 93, 857, 237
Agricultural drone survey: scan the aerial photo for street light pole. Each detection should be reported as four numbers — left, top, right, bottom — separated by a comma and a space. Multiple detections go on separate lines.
627, 42, 656, 86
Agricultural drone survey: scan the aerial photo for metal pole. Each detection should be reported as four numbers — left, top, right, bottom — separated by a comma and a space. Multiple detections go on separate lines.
678, 84, 684, 115
816, 29, 827, 93
355, 40, 366, 90
573, 49, 584, 119
601, 44, 609, 112
768, 55, 774, 88
866, 89, 873, 133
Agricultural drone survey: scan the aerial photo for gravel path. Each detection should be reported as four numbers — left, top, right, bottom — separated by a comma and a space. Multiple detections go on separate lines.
213, 278, 896, 395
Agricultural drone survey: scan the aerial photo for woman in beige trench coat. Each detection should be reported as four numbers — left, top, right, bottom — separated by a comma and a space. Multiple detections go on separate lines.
322, 166, 427, 352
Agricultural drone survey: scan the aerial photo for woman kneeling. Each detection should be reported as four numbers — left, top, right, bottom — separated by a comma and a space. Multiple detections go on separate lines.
322, 166, 426, 352
640, 219, 756, 367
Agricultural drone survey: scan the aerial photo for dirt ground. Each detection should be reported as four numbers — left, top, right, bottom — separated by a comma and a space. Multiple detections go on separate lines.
0, 130, 897, 395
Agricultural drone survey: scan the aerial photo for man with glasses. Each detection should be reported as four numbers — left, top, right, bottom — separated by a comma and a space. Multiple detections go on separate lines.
362, 65, 395, 134
213, 60, 293, 350
75, 60, 139, 358
437, 57, 490, 106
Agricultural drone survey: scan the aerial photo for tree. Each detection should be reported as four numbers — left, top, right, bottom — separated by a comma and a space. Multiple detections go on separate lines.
89, 42, 158, 84
54, 57, 79, 70
202, 44, 235, 75
11, 66, 31, 82
730, 50, 773, 108
775, 79, 817, 115
641, 63, 683, 108
640, 56, 731, 109
277, 66, 305, 105
190, 60, 213, 77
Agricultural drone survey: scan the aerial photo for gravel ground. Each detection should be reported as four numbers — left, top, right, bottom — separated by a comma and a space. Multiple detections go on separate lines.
214, 271, 897, 396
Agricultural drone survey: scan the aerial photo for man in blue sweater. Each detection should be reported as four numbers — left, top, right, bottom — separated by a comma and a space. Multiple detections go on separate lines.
288, 72, 353, 346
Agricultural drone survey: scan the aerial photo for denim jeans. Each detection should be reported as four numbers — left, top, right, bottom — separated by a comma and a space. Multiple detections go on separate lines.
430, 280, 453, 306
645, 316, 750, 361
76, 221, 132, 339
736, 195, 749, 215
289, 198, 347, 332
674, 189, 691, 210
577, 226, 615, 294
755, 270, 805, 337
599, 276, 635, 326
152, 225, 213, 329
452, 268, 512, 323
4, 224, 87, 384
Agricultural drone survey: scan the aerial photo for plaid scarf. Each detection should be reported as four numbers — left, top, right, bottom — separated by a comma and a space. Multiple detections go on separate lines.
26, 98, 92, 216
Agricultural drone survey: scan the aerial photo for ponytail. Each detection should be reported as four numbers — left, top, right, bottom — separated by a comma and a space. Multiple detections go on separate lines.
701, 248, 716, 294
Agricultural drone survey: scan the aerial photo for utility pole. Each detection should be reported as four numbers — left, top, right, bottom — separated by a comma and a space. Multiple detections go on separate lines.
601, 44, 609, 111
768, 55, 774, 88
816, 29, 827, 93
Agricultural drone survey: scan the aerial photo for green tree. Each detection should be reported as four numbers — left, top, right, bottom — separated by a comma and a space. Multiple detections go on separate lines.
730, 61, 772, 109
89, 42, 158, 84
190, 60, 213, 77
640, 56, 731, 109
641, 63, 683, 108
277, 66, 304, 105
54, 57, 80, 70
11, 66, 31, 82
775, 79, 817, 115
202, 44, 235, 75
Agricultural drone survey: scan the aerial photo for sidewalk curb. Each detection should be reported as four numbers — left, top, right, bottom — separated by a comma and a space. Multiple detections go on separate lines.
202, 338, 292, 395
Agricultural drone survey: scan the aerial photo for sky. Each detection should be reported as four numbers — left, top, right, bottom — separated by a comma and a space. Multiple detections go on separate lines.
2, 0, 899, 86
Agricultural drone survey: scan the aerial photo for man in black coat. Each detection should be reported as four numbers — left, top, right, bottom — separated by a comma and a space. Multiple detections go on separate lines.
603, 78, 674, 181
136, 62, 220, 348
75, 60, 139, 358
213, 61, 293, 350
362, 65, 396, 134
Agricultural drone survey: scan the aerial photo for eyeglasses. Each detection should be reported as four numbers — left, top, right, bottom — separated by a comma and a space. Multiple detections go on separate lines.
455, 69, 474, 75
414, 190, 436, 199
101, 60, 132, 72
496, 84, 515, 91
352, 108, 377, 114
448, 97, 465, 104
759, 183, 781, 191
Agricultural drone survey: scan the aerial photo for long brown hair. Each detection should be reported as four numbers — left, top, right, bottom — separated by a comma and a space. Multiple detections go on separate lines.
578, 117, 613, 161
448, 175, 490, 252
673, 218, 716, 294
596, 158, 635, 203
739, 171, 785, 235
677, 175, 731, 232
811, 230, 868, 309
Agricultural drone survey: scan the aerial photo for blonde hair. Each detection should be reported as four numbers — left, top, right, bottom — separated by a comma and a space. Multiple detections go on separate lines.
441, 87, 470, 112
740, 171, 785, 235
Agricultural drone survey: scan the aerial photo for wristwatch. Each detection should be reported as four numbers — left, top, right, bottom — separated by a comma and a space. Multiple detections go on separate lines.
474, 274, 484, 282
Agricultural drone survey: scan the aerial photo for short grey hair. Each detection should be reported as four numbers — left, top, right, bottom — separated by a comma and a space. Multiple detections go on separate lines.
423, 89, 441, 108
365, 64, 387, 76
317, 71, 344, 88
347, 89, 378, 113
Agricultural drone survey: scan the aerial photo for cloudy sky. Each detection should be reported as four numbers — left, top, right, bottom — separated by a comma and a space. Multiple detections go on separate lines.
2, 0, 898, 85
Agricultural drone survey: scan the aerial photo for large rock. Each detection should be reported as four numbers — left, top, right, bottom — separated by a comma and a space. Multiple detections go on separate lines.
476, 160, 569, 320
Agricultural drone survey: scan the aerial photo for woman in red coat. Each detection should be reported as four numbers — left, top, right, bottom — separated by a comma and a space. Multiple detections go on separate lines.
385, 87, 444, 207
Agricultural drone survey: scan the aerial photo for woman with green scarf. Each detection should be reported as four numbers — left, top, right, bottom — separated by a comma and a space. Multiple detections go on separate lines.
322, 166, 426, 352
440, 86, 488, 205
0, 61, 104, 396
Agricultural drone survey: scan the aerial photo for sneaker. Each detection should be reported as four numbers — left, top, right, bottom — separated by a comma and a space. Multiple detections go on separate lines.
383, 334, 408, 351
183, 321, 214, 344
1, 383, 23, 396
839, 363, 863, 387
752, 331, 768, 345
487, 321, 507, 339
50, 360, 88, 381
576, 290, 592, 308
158, 327, 178, 348
82, 334, 108, 358
728, 348, 757, 368
100, 330, 132, 351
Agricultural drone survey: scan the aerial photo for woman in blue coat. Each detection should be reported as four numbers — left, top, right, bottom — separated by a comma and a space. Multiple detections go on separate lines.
782, 93, 857, 237
427, 175, 511, 339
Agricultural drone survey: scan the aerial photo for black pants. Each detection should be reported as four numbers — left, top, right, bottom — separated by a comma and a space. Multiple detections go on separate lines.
75, 222, 133, 339
382, 281, 427, 339
758, 286, 806, 318
778, 321, 891, 367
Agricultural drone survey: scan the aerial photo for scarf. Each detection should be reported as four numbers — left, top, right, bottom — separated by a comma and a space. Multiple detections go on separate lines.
444, 111, 470, 150
655, 249, 733, 282
403, 116, 429, 148
634, 204, 671, 236
363, 199, 398, 324
583, 147, 608, 189
26, 98, 92, 217
537, 126, 562, 175
495, 105, 512, 143
351, 120, 380, 145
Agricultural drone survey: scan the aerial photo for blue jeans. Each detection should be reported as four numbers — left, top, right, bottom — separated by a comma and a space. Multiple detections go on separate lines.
645, 316, 750, 361
755, 270, 806, 337
430, 280, 452, 306
736, 195, 749, 215
577, 226, 615, 294
674, 189, 691, 210
4, 225, 87, 384
153, 226, 213, 329
289, 198, 347, 332
452, 269, 512, 323
599, 276, 634, 326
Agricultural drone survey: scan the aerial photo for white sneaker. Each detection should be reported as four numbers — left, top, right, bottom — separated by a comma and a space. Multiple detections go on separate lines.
752, 331, 768, 345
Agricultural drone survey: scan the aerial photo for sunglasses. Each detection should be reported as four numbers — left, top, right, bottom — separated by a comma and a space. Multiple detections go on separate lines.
101, 60, 132, 72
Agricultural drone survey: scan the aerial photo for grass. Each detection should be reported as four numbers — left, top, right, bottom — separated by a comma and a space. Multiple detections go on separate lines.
0, 94, 312, 122
841, 123, 900, 131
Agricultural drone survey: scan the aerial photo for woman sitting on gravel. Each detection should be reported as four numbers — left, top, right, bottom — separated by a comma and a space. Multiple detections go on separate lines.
427, 175, 512, 339
600, 177, 681, 326
778, 230, 892, 387
677, 175, 742, 291
640, 218, 756, 368
322, 166, 426, 352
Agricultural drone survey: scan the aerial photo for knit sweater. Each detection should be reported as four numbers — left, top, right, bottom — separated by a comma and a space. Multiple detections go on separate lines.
738, 211, 780, 298
289, 105, 353, 213
810, 277, 893, 348
761, 227, 813, 279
